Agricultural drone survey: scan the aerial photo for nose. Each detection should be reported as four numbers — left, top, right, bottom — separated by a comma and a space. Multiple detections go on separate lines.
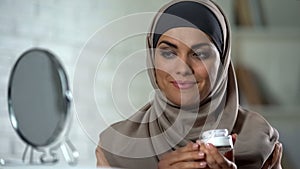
175, 56, 193, 76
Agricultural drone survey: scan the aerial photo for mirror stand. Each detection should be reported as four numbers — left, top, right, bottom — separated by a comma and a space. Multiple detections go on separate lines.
59, 139, 79, 165
21, 138, 78, 166
22, 145, 58, 164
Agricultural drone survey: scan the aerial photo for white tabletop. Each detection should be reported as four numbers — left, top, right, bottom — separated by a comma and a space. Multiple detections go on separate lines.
0, 160, 118, 169
1, 166, 117, 169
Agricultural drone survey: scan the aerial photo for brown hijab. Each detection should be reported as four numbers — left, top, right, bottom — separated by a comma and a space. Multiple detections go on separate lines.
99, 0, 279, 168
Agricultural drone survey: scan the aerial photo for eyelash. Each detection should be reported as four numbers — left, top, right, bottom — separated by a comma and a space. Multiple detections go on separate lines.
159, 49, 210, 60
192, 51, 211, 60
159, 49, 177, 59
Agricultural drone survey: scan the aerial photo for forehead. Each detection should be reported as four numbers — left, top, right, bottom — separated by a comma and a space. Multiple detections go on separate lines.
158, 27, 212, 47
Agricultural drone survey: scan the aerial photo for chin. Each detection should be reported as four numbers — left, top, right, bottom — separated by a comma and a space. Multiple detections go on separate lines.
165, 91, 201, 107
181, 101, 200, 108
173, 97, 200, 108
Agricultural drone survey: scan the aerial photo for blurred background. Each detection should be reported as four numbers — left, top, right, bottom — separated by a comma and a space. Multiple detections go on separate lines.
0, 0, 299, 168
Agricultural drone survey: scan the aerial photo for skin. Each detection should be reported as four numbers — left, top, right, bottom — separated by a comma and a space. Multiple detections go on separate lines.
154, 27, 220, 107
154, 27, 236, 168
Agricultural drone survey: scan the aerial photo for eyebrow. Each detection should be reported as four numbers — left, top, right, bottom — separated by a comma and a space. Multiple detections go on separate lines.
191, 43, 211, 50
157, 40, 211, 50
157, 40, 178, 49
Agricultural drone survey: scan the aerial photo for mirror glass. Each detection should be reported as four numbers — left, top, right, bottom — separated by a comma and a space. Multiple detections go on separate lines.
6, 48, 77, 165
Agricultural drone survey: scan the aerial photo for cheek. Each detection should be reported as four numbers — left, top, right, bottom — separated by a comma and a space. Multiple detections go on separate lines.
194, 60, 219, 91
154, 68, 169, 90
154, 54, 177, 83
194, 62, 211, 82
195, 66, 210, 96
206, 59, 220, 86
197, 65, 210, 79
155, 69, 164, 82
154, 57, 173, 74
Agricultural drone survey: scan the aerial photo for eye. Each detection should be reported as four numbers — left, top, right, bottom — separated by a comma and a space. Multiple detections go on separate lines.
159, 49, 177, 59
192, 49, 212, 60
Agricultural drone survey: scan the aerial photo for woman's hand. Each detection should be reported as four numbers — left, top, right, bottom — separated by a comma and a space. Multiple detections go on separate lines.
158, 134, 237, 169
262, 142, 283, 169
196, 133, 237, 169
196, 142, 236, 169
158, 142, 207, 169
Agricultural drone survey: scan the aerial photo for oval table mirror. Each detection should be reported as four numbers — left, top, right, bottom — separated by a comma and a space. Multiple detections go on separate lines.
3, 48, 78, 166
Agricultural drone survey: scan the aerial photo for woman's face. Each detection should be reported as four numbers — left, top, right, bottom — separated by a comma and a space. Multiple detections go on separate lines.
154, 27, 220, 106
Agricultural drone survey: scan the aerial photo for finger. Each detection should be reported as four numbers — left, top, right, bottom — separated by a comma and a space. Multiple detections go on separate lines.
271, 142, 283, 167
161, 142, 198, 160
203, 143, 222, 169
205, 143, 235, 169
195, 139, 203, 146
160, 142, 203, 166
166, 151, 206, 165
232, 133, 237, 145
159, 150, 206, 169
197, 141, 208, 154
198, 141, 223, 168
177, 142, 200, 153
172, 161, 208, 169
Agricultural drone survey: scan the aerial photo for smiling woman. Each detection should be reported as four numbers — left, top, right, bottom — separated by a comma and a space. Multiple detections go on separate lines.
96, 0, 282, 169
154, 27, 220, 107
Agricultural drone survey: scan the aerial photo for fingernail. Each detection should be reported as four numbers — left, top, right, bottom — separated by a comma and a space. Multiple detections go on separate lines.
193, 143, 198, 149
206, 143, 213, 149
198, 152, 204, 157
199, 161, 207, 168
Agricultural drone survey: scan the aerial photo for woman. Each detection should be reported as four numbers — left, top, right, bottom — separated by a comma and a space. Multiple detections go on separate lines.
96, 0, 282, 168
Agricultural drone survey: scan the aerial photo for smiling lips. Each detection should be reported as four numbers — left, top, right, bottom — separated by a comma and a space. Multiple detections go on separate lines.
171, 81, 197, 89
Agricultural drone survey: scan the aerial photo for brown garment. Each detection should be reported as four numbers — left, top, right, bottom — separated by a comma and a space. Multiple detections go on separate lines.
97, 107, 280, 169
97, 0, 281, 168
